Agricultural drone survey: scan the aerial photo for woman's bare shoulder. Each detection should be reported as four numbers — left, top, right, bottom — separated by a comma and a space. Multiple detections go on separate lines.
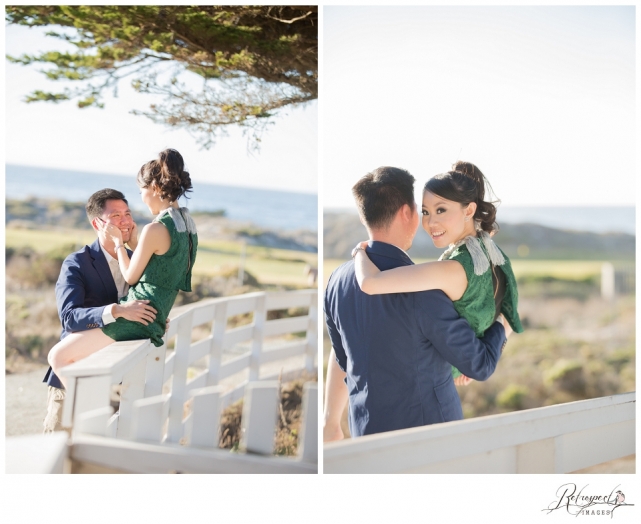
433, 259, 468, 300
141, 221, 171, 245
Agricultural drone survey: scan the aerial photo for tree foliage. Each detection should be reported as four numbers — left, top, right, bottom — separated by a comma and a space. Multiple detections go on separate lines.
6, 5, 318, 148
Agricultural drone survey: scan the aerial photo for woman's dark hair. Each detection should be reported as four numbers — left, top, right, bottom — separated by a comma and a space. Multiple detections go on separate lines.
137, 148, 193, 202
424, 161, 499, 233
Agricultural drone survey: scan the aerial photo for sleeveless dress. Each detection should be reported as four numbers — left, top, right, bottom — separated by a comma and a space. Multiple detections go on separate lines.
102, 207, 198, 347
439, 231, 523, 378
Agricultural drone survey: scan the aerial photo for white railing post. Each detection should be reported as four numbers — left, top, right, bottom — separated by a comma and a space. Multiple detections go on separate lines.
166, 310, 194, 443
117, 354, 148, 439
249, 293, 266, 382
75, 406, 114, 437
601, 262, 615, 300
71, 375, 112, 435
240, 381, 279, 455
298, 383, 318, 464
186, 386, 223, 448
515, 437, 562, 473
61, 378, 77, 429
131, 395, 169, 443
207, 301, 227, 387
305, 291, 318, 373
143, 342, 166, 398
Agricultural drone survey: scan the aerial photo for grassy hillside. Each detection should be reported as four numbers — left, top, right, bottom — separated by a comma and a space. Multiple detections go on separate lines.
324, 212, 635, 261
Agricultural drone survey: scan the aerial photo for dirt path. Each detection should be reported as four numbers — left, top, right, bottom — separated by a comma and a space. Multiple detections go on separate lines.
5, 366, 50, 436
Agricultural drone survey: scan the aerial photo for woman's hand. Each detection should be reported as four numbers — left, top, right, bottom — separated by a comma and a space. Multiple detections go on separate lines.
351, 241, 368, 258
127, 221, 139, 250
100, 220, 123, 246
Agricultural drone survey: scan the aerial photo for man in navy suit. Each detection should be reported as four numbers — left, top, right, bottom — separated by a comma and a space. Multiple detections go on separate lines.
323, 167, 509, 441
43, 188, 158, 432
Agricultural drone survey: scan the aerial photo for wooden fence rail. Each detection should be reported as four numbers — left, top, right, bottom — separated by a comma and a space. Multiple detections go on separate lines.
49, 289, 319, 473
324, 392, 635, 474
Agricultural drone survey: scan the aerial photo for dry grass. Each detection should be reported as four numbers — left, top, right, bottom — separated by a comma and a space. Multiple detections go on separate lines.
218, 374, 317, 456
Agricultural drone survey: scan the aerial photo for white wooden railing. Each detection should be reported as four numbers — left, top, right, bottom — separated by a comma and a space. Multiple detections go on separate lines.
54, 289, 318, 473
324, 392, 635, 474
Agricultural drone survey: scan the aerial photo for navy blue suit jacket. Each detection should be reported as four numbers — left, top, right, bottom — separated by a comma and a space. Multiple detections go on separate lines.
44, 239, 130, 388
324, 241, 506, 437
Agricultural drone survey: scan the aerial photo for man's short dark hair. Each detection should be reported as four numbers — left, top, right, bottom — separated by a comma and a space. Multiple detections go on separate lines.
352, 167, 416, 230
86, 188, 128, 221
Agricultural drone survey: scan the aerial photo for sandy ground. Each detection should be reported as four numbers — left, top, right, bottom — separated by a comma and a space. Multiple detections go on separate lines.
5, 366, 50, 436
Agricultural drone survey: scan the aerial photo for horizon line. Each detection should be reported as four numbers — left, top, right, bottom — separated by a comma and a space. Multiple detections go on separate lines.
5, 162, 318, 197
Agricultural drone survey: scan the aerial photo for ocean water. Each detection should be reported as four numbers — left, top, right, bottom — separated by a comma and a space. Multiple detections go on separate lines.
325, 205, 635, 235
5, 164, 317, 232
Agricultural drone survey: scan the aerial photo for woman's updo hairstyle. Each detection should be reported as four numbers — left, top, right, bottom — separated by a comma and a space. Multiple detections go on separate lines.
424, 161, 499, 233
137, 148, 193, 203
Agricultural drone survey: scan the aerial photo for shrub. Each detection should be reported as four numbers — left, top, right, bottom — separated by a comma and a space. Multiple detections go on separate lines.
496, 384, 529, 410
6, 243, 79, 289
544, 359, 586, 395
606, 347, 634, 373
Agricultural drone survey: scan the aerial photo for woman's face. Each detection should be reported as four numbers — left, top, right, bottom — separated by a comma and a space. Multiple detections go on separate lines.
139, 183, 160, 214
421, 191, 476, 248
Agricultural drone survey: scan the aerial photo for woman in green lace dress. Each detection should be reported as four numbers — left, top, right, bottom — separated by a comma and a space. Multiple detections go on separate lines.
353, 161, 523, 385
48, 149, 198, 388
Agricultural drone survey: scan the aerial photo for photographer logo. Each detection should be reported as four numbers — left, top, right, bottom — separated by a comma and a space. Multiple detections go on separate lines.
543, 484, 633, 517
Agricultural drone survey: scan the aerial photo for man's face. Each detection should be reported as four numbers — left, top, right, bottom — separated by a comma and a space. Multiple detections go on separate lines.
95, 199, 133, 243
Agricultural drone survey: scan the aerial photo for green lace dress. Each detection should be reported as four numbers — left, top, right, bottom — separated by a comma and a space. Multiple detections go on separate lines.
102, 207, 198, 347
439, 231, 524, 378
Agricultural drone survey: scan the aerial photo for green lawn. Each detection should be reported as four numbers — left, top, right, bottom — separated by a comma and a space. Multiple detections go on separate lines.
5, 227, 96, 252
6, 227, 318, 287
192, 239, 316, 285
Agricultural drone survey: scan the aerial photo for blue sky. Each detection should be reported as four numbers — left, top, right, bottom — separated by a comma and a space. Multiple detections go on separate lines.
4, 23, 317, 194
323, 6, 635, 208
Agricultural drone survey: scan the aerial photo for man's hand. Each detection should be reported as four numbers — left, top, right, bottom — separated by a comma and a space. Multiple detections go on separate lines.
454, 374, 472, 386
113, 300, 157, 325
497, 314, 513, 338
323, 422, 344, 443
165, 316, 170, 334
127, 221, 139, 251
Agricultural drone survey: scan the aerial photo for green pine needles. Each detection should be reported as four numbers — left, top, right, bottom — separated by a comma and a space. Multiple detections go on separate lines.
6, 5, 318, 149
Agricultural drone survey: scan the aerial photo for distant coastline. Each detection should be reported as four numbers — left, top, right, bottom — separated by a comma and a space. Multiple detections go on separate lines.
324, 205, 635, 235
5, 164, 317, 233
